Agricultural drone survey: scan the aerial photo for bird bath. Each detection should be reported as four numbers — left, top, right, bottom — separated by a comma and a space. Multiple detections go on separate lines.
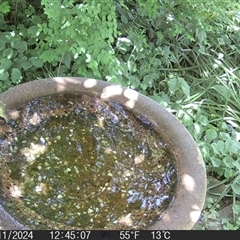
0, 77, 206, 230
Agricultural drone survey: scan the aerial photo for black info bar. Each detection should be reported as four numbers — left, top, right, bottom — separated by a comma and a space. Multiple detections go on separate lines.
0, 230, 238, 240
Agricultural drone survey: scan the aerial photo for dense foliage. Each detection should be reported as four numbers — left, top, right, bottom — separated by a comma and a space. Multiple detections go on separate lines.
0, 0, 240, 229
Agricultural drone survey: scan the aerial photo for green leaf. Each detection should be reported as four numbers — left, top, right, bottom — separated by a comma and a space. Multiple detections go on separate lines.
3, 49, 14, 59
211, 156, 221, 167
121, 14, 128, 24
0, 1, 10, 14
196, 28, 206, 43
63, 52, 72, 69
20, 56, 33, 70
127, 60, 136, 72
0, 39, 5, 51
27, 26, 40, 37
223, 156, 235, 168
211, 142, 221, 154
205, 129, 218, 142
232, 204, 240, 215
11, 68, 22, 83
32, 16, 42, 24
198, 115, 209, 126
212, 85, 230, 98
224, 169, 233, 178
30, 57, 44, 68
14, 41, 28, 53
168, 77, 179, 94
0, 70, 9, 81
233, 161, 240, 169
232, 179, 240, 195
179, 77, 190, 97
0, 59, 12, 70
225, 139, 240, 154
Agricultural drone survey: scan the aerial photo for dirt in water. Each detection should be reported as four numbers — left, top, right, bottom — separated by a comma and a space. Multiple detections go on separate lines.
0, 93, 177, 230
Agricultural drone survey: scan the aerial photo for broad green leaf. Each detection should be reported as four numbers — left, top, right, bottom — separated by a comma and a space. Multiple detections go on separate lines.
20, 56, 33, 70
193, 122, 201, 134
0, 59, 12, 70
121, 14, 128, 23
0, 1, 10, 14
14, 41, 28, 53
0, 70, 9, 81
232, 204, 240, 214
168, 77, 179, 94
127, 60, 136, 72
225, 139, 240, 154
232, 181, 240, 195
211, 142, 221, 154
223, 156, 235, 168
224, 169, 233, 178
63, 52, 72, 69
27, 25, 40, 37
233, 161, 240, 169
11, 68, 22, 83
196, 28, 206, 43
30, 57, 44, 68
0, 39, 5, 51
205, 129, 218, 142
32, 16, 42, 24
179, 77, 190, 97
3, 49, 13, 59
211, 156, 221, 167
198, 115, 209, 126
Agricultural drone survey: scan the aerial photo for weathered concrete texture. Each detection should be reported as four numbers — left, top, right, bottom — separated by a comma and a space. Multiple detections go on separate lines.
0, 205, 29, 230
0, 77, 207, 230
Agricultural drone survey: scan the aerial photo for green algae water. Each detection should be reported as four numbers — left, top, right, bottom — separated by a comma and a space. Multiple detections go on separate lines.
0, 93, 177, 229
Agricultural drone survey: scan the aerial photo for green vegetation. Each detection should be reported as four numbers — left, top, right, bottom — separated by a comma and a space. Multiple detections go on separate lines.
0, 0, 240, 229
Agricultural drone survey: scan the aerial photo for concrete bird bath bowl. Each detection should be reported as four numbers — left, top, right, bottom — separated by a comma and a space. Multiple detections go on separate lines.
0, 77, 206, 230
